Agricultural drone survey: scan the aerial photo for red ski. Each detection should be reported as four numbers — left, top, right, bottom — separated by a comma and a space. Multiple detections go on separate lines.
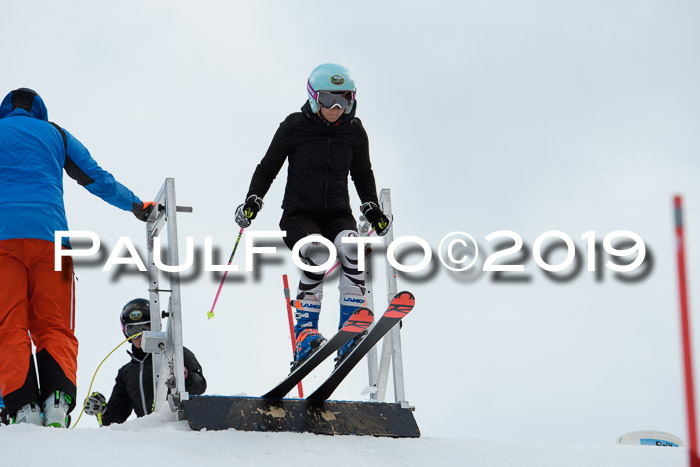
307, 291, 415, 401
262, 307, 373, 399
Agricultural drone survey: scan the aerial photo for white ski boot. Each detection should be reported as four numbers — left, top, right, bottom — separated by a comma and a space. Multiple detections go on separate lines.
42, 391, 71, 428
12, 402, 42, 426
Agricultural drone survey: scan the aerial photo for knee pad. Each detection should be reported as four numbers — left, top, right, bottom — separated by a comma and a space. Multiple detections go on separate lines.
334, 230, 360, 267
334, 230, 366, 297
299, 235, 332, 268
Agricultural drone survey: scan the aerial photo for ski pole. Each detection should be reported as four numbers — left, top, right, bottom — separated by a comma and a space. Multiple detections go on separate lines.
283, 274, 304, 398
674, 196, 700, 466
207, 227, 244, 319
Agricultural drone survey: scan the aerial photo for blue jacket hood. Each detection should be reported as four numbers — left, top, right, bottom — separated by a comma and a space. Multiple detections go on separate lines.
0, 88, 48, 121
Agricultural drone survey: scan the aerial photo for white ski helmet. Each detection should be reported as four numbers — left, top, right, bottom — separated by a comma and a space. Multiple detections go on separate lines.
306, 63, 357, 114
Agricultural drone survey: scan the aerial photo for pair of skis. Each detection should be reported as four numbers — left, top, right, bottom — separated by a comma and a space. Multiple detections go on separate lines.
262, 291, 415, 401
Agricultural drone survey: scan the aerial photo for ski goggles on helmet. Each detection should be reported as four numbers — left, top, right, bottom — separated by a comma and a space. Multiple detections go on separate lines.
123, 321, 151, 338
316, 91, 355, 110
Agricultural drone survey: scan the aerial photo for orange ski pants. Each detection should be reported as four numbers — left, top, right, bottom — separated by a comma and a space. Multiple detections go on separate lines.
0, 239, 77, 404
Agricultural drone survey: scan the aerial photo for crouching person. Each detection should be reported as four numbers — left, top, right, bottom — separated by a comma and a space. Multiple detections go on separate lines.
83, 299, 206, 426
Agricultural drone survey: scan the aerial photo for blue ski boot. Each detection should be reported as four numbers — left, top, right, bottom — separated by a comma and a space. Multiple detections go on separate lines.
335, 294, 367, 367
291, 298, 326, 372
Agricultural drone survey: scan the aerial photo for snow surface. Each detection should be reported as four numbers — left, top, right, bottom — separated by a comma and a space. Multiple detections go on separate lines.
0, 408, 687, 467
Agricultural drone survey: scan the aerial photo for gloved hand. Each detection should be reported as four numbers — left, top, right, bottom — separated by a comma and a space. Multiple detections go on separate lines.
235, 195, 263, 228
84, 392, 106, 416
361, 201, 392, 236
132, 201, 156, 222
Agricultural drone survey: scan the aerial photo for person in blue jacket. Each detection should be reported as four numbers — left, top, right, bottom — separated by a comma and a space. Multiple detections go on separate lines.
0, 88, 154, 428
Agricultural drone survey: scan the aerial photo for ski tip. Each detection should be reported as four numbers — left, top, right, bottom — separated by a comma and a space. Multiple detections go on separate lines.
385, 291, 415, 319
341, 307, 374, 332
395, 291, 415, 305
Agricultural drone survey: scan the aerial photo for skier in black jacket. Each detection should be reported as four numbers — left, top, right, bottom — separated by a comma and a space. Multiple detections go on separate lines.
235, 63, 391, 370
83, 299, 206, 426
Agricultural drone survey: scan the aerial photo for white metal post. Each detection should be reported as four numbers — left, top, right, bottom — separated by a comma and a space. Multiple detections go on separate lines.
365, 189, 411, 408
360, 218, 380, 398
143, 178, 191, 413
164, 179, 188, 409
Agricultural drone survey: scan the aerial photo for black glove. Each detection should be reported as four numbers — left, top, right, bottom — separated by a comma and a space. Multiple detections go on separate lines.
361, 201, 392, 236
235, 195, 263, 228
84, 391, 106, 416
132, 201, 156, 222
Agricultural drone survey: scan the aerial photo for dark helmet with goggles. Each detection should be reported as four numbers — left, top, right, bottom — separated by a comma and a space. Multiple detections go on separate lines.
120, 298, 151, 338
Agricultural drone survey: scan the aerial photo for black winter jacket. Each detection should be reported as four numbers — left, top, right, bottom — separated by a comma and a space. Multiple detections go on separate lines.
101, 345, 206, 426
247, 101, 379, 213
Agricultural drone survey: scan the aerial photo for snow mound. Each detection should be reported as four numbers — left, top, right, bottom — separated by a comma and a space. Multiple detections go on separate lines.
0, 414, 688, 467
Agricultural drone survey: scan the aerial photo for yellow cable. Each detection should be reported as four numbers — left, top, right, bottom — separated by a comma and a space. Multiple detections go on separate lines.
70, 332, 142, 429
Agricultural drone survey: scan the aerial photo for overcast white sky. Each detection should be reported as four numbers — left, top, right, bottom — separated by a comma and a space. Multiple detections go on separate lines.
2, 1, 700, 443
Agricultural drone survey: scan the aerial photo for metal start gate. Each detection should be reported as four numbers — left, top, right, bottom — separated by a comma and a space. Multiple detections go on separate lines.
141, 179, 418, 436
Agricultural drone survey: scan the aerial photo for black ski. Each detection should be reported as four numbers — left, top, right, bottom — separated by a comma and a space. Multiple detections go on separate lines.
307, 291, 415, 401
262, 307, 374, 399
